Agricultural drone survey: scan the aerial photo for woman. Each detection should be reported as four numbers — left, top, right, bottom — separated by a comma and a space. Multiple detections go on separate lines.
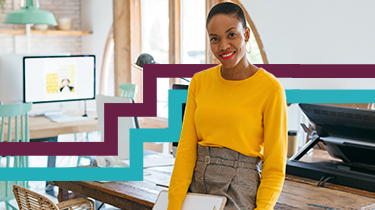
60, 78, 74, 92
168, 2, 287, 210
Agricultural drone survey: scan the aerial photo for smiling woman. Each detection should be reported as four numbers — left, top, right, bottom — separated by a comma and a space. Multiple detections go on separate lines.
168, 2, 287, 210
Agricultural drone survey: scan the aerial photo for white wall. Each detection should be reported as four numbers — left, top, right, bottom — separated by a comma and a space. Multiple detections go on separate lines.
81, 0, 113, 108
240, 0, 375, 64
0, 0, 82, 54
240, 0, 375, 144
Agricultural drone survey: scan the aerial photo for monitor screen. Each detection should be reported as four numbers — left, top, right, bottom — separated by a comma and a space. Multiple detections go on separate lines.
23, 55, 95, 103
172, 84, 189, 147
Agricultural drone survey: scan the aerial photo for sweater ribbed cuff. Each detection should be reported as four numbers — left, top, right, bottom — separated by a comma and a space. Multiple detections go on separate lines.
167, 193, 185, 210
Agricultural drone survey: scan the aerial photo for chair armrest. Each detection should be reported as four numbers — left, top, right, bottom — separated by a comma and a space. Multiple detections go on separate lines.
56, 197, 95, 210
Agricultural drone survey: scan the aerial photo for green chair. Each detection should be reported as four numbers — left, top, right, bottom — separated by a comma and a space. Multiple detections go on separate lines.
119, 83, 136, 100
0, 102, 32, 210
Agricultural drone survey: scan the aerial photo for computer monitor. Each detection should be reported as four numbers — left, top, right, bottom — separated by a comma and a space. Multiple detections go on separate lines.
171, 84, 189, 156
287, 103, 375, 192
299, 103, 375, 142
299, 103, 375, 166
172, 84, 189, 120
0, 53, 70, 104
23, 55, 95, 104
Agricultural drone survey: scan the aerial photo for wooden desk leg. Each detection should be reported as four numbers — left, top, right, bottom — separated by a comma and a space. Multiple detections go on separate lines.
58, 187, 69, 202
55, 184, 87, 202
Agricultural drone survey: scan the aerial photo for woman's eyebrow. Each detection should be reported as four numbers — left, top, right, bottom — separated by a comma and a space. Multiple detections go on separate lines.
225, 27, 236, 33
209, 27, 237, 36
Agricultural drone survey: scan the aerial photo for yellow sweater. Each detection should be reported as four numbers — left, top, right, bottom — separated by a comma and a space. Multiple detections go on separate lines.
168, 65, 287, 210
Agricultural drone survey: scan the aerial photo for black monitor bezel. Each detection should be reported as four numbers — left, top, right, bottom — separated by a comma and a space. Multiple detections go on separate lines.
23, 55, 96, 104
299, 103, 375, 141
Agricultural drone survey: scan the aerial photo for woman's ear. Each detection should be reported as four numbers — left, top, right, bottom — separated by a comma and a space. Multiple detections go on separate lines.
244, 27, 251, 42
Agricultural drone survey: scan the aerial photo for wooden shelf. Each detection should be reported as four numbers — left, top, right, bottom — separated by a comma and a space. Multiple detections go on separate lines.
0, 30, 92, 35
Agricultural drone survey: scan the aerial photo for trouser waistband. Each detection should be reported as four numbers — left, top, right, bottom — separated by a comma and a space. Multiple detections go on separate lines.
197, 144, 261, 170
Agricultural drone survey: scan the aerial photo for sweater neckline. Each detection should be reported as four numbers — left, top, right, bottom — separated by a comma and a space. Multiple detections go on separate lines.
216, 64, 264, 85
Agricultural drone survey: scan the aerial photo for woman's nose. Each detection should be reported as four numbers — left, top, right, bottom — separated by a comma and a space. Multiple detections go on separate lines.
219, 40, 230, 51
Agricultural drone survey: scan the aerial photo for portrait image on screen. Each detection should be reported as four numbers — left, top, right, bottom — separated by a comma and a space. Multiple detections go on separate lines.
23, 55, 95, 103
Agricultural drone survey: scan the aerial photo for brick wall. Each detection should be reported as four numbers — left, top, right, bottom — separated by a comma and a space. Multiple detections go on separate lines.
0, 0, 82, 54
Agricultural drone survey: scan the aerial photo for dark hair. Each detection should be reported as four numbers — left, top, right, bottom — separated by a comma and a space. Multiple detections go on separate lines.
206, 2, 247, 29
62, 78, 70, 83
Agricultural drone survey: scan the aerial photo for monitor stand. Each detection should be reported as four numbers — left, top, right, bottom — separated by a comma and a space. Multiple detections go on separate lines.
82, 99, 88, 117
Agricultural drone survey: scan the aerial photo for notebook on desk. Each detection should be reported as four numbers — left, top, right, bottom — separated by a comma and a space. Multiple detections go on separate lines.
153, 190, 227, 210
44, 111, 90, 123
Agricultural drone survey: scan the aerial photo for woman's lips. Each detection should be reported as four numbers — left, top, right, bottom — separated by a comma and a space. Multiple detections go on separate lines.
220, 51, 235, 60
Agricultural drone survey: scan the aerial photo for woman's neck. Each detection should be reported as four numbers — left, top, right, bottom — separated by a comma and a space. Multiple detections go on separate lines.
221, 59, 258, 81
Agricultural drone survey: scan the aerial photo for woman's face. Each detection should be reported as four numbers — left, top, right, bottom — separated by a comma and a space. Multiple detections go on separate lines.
62, 80, 69, 86
207, 14, 250, 69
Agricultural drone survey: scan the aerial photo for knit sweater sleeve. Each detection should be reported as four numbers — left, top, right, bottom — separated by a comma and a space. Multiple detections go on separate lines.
255, 88, 288, 210
167, 75, 199, 210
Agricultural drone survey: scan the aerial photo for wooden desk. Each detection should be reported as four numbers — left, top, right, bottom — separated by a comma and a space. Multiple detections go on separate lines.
2, 109, 167, 140
29, 115, 99, 139
1, 110, 99, 140
51, 168, 168, 210
28, 116, 167, 139
51, 151, 375, 210
2, 114, 167, 167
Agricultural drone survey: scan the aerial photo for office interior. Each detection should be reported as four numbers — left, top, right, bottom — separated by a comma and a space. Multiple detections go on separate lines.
1, 0, 375, 210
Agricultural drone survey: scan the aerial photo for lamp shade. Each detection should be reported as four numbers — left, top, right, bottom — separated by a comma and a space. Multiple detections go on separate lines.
135, 53, 157, 68
4, 6, 57, 25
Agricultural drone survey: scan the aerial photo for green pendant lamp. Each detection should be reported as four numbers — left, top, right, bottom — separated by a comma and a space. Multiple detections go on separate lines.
4, 0, 57, 53
4, 0, 57, 25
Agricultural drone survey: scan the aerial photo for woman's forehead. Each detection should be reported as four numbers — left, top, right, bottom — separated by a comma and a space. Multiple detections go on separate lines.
207, 14, 242, 34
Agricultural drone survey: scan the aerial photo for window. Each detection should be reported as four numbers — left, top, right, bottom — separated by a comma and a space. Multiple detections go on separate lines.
141, 0, 170, 64
180, 0, 206, 64
247, 23, 264, 64
141, 0, 170, 118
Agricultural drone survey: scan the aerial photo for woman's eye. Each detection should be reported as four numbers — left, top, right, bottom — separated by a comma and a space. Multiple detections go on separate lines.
210, 37, 218, 42
229, 33, 236, 38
